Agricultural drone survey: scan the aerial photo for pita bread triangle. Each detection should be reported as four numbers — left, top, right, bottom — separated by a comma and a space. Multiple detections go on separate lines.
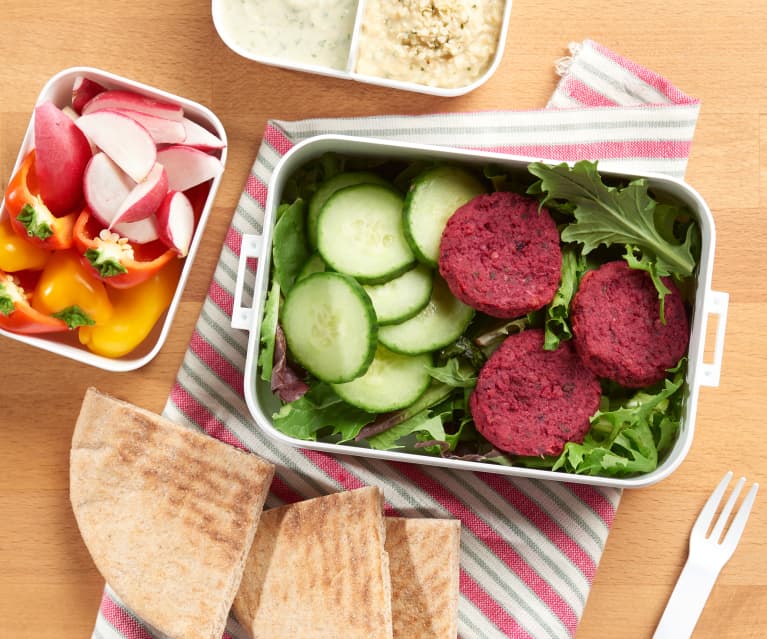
385, 517, 461, 639
70, 387, 275, 639
233, 486, 393, 639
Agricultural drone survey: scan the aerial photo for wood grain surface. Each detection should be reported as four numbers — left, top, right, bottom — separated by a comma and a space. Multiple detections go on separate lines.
1, 2, 765, 638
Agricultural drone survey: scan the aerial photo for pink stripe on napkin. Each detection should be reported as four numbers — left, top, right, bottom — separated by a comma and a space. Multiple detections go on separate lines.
588, 40, 700, 105
99, 591, 154, 639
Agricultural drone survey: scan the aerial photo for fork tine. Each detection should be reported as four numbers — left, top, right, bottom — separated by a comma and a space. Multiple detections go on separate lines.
721, 482, 760, 557
691, 471, 733, 538
709, 476, 745, 542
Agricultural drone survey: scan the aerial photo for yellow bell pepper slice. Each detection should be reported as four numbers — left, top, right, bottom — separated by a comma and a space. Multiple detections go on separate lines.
78, 257, 182, 358
32, 249, 113, 328
0, 215, 50, 272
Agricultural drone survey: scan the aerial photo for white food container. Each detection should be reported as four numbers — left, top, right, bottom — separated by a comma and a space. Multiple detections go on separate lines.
233, 135, 728, 489
211, 0, 513, 97
0, 67, 227, 372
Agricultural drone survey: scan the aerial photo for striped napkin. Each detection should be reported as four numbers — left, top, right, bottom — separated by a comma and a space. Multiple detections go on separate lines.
92, 40, 700, 639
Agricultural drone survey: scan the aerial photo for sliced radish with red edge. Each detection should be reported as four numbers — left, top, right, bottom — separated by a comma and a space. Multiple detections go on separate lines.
180, 117, 225, 151
157, 145, 224, 192
156, 190, 195, 256
110, 162, 168, 227
71, 76, 107, 114
83, 152, 134, 227
76, 109, 157, 182
113, 215, 161, 245
112, 108, 186, 145
81, 89, 184, 121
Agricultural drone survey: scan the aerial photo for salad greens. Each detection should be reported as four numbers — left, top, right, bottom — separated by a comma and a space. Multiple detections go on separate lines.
542, 246, 589, 350
528, 160, 700, 318
271, 199, 309, 293
257, 154, 700, 478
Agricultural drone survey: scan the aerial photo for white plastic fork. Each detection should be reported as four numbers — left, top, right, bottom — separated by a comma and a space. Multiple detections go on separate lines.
653, 471, 759, 639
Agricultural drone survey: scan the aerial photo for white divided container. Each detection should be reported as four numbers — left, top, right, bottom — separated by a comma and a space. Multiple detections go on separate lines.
0, 67, 227, 371
212, 0, 514, 97
233, 135, 728, 488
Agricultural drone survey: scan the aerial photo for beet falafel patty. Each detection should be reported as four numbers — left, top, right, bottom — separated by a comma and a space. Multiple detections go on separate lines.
571, 260, 690, 388
469, 329, 601, 457
438, 192, 562, 318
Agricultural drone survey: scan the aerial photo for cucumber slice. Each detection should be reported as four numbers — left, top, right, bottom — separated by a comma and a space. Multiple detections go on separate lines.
403, 166, 485, 266
378, 276, 475, 355
281, 272, 377, 383
296, 252, 327, 282
332, 345, 432, 412
317, 183, 415, 283
308, 171, 391, 248
363, 264, 434, 325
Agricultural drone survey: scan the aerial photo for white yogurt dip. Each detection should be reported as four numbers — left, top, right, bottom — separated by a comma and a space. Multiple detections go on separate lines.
216, 0, 359, 70
355, 0, 505, 88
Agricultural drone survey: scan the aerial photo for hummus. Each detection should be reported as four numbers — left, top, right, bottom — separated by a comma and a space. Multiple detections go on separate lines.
354, 0, 505, 88
216, 0, 359, 71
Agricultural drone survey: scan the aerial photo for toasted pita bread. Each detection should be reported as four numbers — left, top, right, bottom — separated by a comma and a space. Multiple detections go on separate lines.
233, 486, 393, 639
70, 387, 275, 639
385, 517, 461, 639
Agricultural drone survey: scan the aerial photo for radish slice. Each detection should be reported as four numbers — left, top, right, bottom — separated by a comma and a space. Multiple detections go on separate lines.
76, 109, 157, 182
113, 215, 161, 245
181, 117, 226, 151
156, 190, 195, 256
83, 152, 134, 227
72, 76, 107, 114
110, 162, 169, 227
81, 89, 184, 121
157, 145, 224, 192
112, 108, 186, 145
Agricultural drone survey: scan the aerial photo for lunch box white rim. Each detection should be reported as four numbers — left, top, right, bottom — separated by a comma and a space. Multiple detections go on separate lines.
0, 66, 228, 372
210, 0, 514, 98
234, 134, 727, 489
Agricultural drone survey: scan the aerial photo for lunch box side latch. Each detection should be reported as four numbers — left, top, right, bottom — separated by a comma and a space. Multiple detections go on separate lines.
699, 289, 729, 388
231, 233, 263, 331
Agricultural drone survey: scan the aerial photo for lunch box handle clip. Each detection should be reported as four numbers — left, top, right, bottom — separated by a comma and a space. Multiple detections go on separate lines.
699, 289, 729, 388
231, 233, 262, 331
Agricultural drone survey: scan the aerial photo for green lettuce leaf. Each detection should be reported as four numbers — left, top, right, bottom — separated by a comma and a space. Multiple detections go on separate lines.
425, 358, 477, 388
481, 163, 535, 194
543, 246, 588, 350
272, 383, 375, 442
437, 335, 487, 370
527, 160, 698, 287
473, 316, 533, 352
623, 244, 672, 321
364, 382, 477, 453
281, 153, 345, 203
257, 279, 281, 382
367, 411, 446, 451
271, 198, 309, 293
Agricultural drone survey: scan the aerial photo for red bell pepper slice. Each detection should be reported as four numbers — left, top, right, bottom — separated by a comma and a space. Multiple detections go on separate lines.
72, 210, 177, 289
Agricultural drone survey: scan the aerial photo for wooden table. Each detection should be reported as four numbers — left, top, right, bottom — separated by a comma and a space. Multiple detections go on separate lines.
1, 2, 765, 637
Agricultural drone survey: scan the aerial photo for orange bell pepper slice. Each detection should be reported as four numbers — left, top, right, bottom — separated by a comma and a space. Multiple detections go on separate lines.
32, 250, 114, 329
0, 269, 68, 334
4, 150, 77, 251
